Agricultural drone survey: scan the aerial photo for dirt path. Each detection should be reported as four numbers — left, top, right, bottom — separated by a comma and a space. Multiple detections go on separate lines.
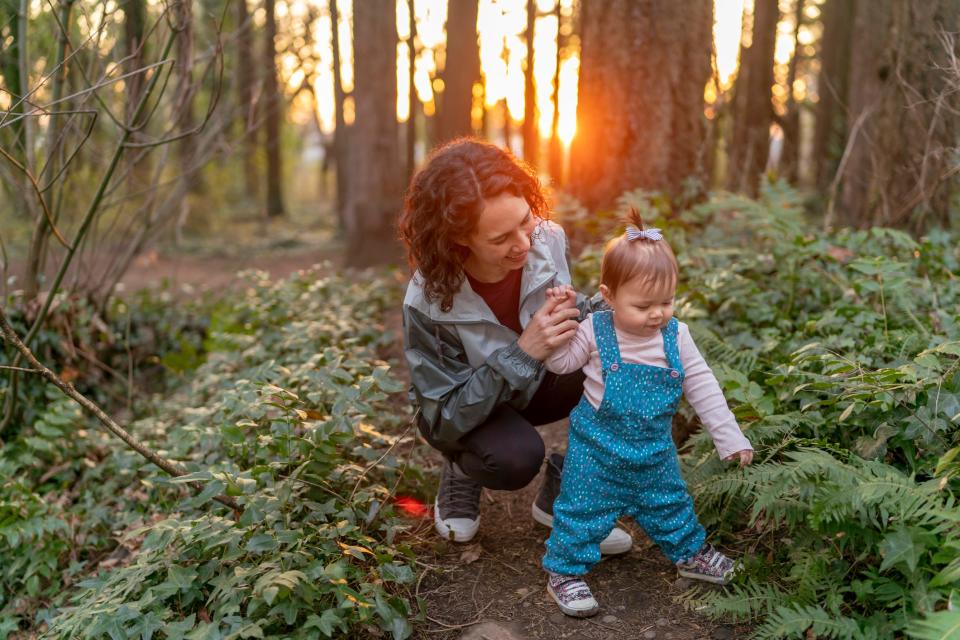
406, 424, 744, 640
378, 306, 744, 640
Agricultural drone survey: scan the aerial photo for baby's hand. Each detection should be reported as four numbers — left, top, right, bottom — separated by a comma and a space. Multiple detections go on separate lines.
725, 450, 754, 467
546, 285, 576, 311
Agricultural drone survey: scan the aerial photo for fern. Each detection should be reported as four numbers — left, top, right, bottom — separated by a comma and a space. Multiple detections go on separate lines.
906, 610, 960, 640
752, 604, 870, 640
687, 320, 761, 372
675, 582, 789, 622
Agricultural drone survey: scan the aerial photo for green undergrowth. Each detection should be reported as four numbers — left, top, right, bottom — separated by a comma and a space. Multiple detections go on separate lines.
569, 184, 960, 639
1, 268, 425, 639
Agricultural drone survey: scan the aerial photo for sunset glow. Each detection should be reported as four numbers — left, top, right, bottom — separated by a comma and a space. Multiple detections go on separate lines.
300, 0, 747, 150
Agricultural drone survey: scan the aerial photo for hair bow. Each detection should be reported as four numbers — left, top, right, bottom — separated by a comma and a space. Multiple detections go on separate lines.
625, 226, 663, 242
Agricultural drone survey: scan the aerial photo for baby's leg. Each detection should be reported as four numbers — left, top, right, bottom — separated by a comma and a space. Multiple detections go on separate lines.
542, 448, 620, 576
628, 453, 706, 564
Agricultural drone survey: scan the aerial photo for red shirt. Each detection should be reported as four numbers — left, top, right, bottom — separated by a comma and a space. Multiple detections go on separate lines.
465, 268, 523, 334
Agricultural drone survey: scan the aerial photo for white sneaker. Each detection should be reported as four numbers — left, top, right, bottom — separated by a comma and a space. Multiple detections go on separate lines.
434, 460, 482, 542
532, 502, 633, 555
547, 572, 600, 617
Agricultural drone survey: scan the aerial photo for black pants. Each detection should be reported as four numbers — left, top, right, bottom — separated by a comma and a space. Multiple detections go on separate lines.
420, 371, 585, 491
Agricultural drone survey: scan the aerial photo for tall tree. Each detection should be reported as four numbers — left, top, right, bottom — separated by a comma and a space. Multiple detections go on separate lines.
812, 0, 854, 191
330, 0, 348, 225
345, 0, 402, 266
547, 0, 564, 184
262, 0, 285, 217
727, 0, 779, 195
436, 0, 479, 144
522, 0, 539, 168
235, 0, 258, 200
568, 0, 713, 210
175, 0, 201, 193
0, 0, 24, 156
780, 0, 805, 182
836, 0, 960, 231
406, 0, 418, 185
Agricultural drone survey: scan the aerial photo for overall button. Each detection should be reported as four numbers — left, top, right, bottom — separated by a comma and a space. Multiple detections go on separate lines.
670, 369, 680, 378
610, 363, 619, 372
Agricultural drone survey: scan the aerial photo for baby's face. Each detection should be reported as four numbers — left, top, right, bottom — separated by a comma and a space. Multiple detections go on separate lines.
601, 277, 676, 337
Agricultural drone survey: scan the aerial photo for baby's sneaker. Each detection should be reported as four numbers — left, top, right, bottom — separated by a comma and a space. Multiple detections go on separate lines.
546, 572, 600, 617
676, 543, 736, 585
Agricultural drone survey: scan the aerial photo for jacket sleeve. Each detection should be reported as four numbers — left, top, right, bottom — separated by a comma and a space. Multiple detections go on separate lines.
403, 304, 544, 444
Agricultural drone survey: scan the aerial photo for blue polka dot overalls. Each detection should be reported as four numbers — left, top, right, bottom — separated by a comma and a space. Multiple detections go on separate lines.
543, 312, 706, 576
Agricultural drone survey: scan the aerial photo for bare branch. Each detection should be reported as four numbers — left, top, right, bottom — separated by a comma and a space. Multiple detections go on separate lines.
0, 305, 240, 512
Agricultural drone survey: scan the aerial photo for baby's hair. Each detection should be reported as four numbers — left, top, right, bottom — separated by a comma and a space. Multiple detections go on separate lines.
600, 208, 678, 296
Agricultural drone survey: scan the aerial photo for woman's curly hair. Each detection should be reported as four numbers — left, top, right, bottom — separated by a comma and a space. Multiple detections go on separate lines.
398, 137, 549, 312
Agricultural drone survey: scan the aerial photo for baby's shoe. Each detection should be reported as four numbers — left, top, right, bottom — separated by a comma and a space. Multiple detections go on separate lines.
546, 572, 600, 617
676, 543, 736, 585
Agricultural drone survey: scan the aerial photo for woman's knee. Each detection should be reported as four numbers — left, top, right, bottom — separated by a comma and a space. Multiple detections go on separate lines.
481, 435, 545, 490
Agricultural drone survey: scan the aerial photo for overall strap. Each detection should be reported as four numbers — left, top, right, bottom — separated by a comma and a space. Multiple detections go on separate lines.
592, 310, 622, 376
660, 317, 684, 374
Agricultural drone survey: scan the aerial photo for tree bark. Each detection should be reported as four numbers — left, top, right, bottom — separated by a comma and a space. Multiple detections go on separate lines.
568, 0, 712, 210
838, 0, 960, 231
437, 0, 479, 144
24, 0, 74, 300
406, 0, 418, 185
176, 0, 202, 194
330, 0, 348, 227
344, 0, 402, 267
235, 0, 258, 200
0, 0, 24, 155
547, 0, 564, 184
522, 0, 539, 168
727, 0, 779, 195
812, 0, 854, 190
781, 0, 805, 183
263, 0, 285, 217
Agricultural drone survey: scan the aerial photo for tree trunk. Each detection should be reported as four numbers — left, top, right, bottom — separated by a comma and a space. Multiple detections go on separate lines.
568, 0, 712, 210
547, 0, 563, 184
406, 0, 418, 185
235, 0, 258, 200
437, 0, 479, 144
263, 0, 285, 217
0, 0, 24, 156
727, 0, 778, 195
330, 0, 348, 227
781, 0, 804, 183
24, 0, 73, 300
812, 0, 854, 190
123, 0, 148, 119
176, 0, 202, 194
522, 0, 539, 168
345, 0, 402, 267
837, 0, 960, 231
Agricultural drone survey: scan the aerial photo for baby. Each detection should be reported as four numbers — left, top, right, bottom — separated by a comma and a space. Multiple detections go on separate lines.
541, 211, 753, 617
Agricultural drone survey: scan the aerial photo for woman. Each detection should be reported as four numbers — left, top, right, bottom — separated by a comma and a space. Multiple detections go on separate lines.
398, 138, 630, 554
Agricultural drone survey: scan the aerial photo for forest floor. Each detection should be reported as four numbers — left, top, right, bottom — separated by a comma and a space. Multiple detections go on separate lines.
402, 417, 747, 640
13, 239, 746, 640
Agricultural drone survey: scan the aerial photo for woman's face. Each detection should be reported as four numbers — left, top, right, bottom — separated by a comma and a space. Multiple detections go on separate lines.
460, 194, 537, 282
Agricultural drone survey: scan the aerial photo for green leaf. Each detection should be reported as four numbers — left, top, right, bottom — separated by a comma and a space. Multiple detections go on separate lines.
906, 610, 960, 640
879, 527, 924, 574
167, 565, 198, 591
246, 534, 278, 553
305, 609, 345, 637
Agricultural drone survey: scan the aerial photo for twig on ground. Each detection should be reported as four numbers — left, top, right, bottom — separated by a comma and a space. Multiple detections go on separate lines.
425, 600, 494, 632
0, 305, 240, 512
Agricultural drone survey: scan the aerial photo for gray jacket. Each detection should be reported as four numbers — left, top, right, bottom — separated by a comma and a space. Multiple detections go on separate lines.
402, 220, 587, 448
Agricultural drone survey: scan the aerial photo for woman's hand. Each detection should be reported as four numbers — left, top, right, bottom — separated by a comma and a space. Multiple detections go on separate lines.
725, 449, 754, 466
517, 286, 581, 361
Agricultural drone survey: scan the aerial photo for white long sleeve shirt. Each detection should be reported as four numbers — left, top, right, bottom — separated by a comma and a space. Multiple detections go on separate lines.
546, 314, 752, 460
